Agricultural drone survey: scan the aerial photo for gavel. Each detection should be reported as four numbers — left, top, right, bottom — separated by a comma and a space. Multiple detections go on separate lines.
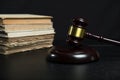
67, 17, 120, 46
47, 17, 120, 64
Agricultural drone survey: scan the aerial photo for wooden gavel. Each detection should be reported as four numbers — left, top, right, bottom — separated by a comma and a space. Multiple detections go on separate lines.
67, 17, 120, 46
47, 17, 120, 64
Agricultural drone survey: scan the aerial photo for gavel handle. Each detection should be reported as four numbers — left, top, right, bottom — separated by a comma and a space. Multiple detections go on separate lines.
86, 32, 120, 46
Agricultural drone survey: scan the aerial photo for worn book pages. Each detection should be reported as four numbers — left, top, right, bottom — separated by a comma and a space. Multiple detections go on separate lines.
0, 34, 54, 44
0, 41, 53, 55
0, 34, 54, 55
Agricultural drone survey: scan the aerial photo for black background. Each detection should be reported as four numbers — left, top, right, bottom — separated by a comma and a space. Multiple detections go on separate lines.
0, 0, 120, 45
0, 1, 120, 80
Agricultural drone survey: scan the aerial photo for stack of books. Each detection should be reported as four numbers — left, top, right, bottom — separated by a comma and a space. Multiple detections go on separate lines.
0, 14, 54, 55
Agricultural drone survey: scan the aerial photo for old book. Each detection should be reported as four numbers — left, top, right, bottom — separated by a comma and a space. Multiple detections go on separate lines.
0, 34, 54, 55
0, 29, 54, 38
0, 14, 52, 25
0, 14, 54, 55
0, 40, 53, 55
0, 34, 54, 44
0, 24, 53, 32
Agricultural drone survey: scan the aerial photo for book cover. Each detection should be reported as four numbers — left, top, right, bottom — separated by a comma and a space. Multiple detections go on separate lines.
0, 14, 53, 25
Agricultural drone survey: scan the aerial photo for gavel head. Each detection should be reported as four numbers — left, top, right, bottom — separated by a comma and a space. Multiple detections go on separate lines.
67, 17, 88, 45
72, 17, 88, 27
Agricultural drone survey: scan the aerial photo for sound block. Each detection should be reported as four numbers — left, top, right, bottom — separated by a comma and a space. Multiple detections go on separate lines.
47, 45, 100, 64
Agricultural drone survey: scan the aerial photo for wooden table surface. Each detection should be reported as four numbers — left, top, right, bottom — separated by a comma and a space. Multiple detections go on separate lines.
0, 45, 120, 80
